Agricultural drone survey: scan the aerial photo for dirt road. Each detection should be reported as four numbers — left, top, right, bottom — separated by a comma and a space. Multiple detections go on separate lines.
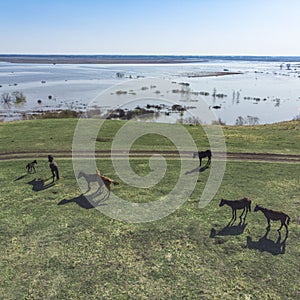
1, 150, 300, 163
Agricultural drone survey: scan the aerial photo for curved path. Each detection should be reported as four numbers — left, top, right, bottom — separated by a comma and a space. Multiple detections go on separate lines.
1, 150, 300, 163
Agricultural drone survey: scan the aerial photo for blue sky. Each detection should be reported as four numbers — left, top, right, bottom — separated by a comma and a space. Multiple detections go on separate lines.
0, 0, 299, 55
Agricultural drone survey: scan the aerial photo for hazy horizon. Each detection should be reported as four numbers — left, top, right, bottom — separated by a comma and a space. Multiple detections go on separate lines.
1, 54, 300, 57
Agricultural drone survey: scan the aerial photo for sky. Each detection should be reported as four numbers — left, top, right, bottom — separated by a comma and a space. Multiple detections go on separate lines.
0, 0, 299, 56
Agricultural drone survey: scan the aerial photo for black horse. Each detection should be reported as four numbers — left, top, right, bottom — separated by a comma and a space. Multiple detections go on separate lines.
48, 155, 60, 182
193, 150, 212, 166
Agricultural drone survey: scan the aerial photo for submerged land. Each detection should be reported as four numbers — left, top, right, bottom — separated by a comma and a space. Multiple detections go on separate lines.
1, 55, 299, 124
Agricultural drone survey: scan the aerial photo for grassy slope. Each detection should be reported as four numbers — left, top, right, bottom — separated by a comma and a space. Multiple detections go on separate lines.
0, 119, 299, 299
0, 119, 299, 154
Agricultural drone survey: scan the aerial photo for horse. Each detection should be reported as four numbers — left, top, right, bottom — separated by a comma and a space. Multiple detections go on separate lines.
219, 197, 252, 225
26, 160, 37, 174
193, 150, 212, 166
254, 204, 290, 232
48, 155, 60, 182
77, 170, 119, 193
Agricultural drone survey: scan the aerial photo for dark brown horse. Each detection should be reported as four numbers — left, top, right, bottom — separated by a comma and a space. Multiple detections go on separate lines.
254, 204, 290, 231
193, 150, 212, 166
219, 197, 252, 225
26, 160, 37, 174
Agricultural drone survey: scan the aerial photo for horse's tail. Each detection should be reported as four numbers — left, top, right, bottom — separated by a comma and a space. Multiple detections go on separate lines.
286, 215, 291, 225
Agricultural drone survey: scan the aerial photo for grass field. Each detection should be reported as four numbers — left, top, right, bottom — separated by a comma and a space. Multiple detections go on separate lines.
0, 119, 299, 154
0, 119, 299, 299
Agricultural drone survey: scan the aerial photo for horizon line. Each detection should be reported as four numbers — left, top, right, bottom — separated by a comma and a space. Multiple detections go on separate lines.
1, 53, 300, 57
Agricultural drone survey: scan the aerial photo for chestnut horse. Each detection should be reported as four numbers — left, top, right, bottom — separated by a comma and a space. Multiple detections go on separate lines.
78, 170, 119, 193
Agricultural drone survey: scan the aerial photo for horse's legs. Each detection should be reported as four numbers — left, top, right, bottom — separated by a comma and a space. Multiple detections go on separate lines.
97, 178, 103, 193
239, 208, 246, 220
55, 169, 59, 180
227, 208, 235, 226
278, 221, 284, 232
232, 208, 237, 224
284, 222, 289, 232
207, 157, 211, 166
276, 230, 281, 243
199, 157, 202, 166
51, 170, 55, 182
244, 207, 250, 222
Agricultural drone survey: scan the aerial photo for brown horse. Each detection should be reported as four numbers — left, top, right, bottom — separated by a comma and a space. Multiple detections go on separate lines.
78, 170, 119, 193
26, 160, 37, 174
193, 150, 212, 166
219, 197, 252, 225
254, 205, 290, 231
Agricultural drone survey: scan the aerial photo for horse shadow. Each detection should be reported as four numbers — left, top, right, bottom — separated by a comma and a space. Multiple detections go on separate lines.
185, 164, 210, 175
210, 221, 248, 238
58, 191, 108, 209
15, 174, 28, 181
246, 229, 288, 255
27, 178, 55, 191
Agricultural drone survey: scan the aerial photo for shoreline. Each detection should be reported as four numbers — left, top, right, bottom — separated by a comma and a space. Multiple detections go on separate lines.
0, 55, 206, 64
1, 55, 300, 65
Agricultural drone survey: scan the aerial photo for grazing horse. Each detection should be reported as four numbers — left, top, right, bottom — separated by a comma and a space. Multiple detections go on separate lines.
78, 170, 119, 193
48, 155, 60, 182
26, 160, 37, 174
193, 150, 212, 166
254, 205, 290, 231
219, 197, 252, 225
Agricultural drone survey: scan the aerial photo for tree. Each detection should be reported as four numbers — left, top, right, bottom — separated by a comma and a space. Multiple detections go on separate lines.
12, 91, 26, 104
1, 92, 12, 104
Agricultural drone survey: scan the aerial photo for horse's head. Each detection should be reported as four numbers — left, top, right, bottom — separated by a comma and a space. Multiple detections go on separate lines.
254, 204, 260, 212
33, 160, 37, 164
219, 198, 225, 207
77, 171, 84, 179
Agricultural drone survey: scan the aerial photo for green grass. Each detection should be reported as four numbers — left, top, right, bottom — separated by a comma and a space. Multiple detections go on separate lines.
222, 120, 300, 154
0, 119, 299, 299
0, 158, 299, 299
0, 119, 299, 154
